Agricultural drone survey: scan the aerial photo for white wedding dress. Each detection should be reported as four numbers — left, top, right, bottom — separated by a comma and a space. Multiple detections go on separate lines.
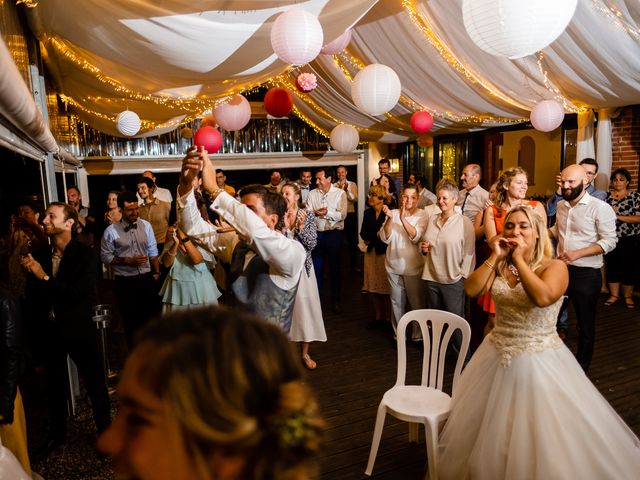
438, 276, 640, 480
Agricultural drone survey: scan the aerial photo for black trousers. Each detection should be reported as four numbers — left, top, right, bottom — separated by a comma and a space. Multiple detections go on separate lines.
344, 212, 359, 269
567, 265, 602, 372
312, 230, 343, 305
114, 273, 161, 345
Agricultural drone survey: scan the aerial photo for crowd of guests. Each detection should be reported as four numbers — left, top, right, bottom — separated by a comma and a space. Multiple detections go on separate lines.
1, 151, 639, 478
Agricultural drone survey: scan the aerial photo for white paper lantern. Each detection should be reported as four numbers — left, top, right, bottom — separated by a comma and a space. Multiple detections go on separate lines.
321, 29, 352, 55
530, 100, 565, 132
330, 124, 359, 153
351, 64, 401, 116
213, 95, 251, 132
462, 0, 578, 59
115, 110, 141, 136
270, 9, 323, 66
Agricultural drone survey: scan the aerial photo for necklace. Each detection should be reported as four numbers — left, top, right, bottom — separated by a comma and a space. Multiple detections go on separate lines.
507, 263, 520, 279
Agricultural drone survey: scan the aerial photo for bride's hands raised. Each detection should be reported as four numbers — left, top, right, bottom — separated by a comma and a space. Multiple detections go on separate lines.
489, 234, 511, 260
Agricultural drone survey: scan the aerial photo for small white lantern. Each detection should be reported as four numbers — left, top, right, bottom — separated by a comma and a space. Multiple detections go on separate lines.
213, 95, 251, 132
351, 64, 401, 116
462, 0, 578, 59
116, 110, 141, 136
321, 29, 352, 55
270, 8, 323, 66
330, 124, 359, 153
530, 100, 565, 132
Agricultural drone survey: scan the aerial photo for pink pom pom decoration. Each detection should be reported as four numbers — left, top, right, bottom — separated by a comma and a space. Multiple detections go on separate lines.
296, 73, 317, 93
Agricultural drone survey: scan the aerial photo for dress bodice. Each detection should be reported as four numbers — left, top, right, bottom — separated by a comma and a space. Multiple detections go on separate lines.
489, 276, 564, 366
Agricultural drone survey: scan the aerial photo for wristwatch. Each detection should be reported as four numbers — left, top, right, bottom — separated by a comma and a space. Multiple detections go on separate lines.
180, 236, 191, 244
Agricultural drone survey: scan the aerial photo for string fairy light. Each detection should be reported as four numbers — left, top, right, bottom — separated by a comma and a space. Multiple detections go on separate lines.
534, 53, 584, 113
591, 0, 640, 41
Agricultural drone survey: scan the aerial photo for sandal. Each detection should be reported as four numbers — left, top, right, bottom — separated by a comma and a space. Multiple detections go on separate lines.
624, 296, 636, 309
604, 295, 619, 306
302, 354, 317, 370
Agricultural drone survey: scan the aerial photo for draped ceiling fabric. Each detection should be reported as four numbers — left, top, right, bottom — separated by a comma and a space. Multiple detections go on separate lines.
24, 0, 640, 141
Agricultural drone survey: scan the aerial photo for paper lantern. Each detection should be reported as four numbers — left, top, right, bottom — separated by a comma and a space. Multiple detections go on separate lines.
296, 73, 317, 93
213, 95, 251, 132
180, 127, 193, 139
351, 64, 401, 116
264, 87, 293, 118
462, 0, 578, 59
530, 100, 565, 132
410, 111, 434, 134
330, 124, 359, 153
200, 115, 217, 128
193, 126, 222, 154
321, 29, 352, 55
115, 110, 141, 136
270, 8, 323, 66
417, 135, 434, 148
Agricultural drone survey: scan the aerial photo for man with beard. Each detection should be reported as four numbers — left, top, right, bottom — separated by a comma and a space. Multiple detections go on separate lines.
550, 164, 617, 372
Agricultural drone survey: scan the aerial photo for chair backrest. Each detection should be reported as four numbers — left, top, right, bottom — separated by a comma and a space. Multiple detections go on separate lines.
395, 309, 471, 394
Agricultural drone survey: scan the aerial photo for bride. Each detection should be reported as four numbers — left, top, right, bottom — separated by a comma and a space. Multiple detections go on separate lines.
438, 205, 640, 479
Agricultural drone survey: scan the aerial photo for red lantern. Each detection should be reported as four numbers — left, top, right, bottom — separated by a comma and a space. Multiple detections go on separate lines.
200, 115, 217, 128
264, 87, 293, 117
417, 135, 433, 148
194, 126, 222, 154
411, 111, 434, 134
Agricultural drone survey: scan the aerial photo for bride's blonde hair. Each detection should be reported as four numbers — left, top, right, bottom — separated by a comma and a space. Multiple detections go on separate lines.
498, 205, 553, 274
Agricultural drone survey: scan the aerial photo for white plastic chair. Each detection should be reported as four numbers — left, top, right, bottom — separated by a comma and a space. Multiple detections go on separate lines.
364, 309, 470, 480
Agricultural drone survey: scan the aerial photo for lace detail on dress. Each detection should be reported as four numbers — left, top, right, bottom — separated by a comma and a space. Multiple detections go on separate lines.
489, 277, 564, 367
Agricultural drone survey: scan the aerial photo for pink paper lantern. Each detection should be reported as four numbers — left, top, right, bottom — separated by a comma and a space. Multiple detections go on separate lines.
417, 135, 434, 148
194, 126, 222, 154
530, 100, 565, 132
213, 95, 251, 132
410, 111, 434, 134
264, 87, 294, 118
270, 9, 323, 66
321, 29, 352, 55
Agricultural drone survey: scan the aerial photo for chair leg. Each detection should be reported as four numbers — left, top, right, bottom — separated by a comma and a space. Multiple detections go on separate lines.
364, 403, 388, 476
408, 422, 419, 443
423, 419, 439, 480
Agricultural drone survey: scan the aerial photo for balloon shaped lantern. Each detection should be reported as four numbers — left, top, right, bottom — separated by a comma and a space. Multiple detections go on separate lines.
530, 100, 565, 132
330, 124, 359, 153
351, 64, 401, 116
200, 115, 217, 128
180, 127, 193, 139
115, 110, 141, 136
213, 95, 251, 132
410, 111, 434, 134
270, 8, 323, 66
321, 29, 352, 55
264, 87, 294, 117
462, 0, 578, 59
194, 126, 222, 154
417, 135, 434, 148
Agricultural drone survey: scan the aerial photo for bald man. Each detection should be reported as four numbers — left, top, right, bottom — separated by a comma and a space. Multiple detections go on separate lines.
549, 164, 617, 371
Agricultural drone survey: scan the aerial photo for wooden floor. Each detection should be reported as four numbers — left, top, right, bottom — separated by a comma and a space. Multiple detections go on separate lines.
308, 266, 640, 480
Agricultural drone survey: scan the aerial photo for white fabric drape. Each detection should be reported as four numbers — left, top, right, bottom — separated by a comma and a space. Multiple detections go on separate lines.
595, 107, 617, 189
576, 109, 595, 163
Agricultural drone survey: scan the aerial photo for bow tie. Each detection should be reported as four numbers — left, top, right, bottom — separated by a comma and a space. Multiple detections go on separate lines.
301, 186, 310, 190
124, 223, 138, 232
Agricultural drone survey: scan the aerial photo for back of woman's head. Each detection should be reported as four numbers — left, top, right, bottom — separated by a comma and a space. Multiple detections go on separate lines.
135, 306, 324, 480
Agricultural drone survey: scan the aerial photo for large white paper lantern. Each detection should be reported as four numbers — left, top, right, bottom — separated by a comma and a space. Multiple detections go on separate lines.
330, 124, 359, 153
321, 29, 352, 55
462, 0, 578, 59
213, 95, 251, 132
115, 110, 141, 136
351, 64, 401, 116
270, 9, 323, 66
530, 100, 565, 132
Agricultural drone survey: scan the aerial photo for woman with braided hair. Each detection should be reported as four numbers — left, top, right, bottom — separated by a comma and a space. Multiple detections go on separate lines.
98, 306, 324, 480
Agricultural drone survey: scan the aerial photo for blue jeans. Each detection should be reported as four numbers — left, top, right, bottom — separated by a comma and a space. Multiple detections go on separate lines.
312, 230, 343, 305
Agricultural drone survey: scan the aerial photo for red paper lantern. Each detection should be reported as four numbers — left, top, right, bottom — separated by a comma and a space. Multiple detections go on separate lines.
417, 135, 434, 148
410, 111, 434, 134
200, 115, 217, 128
194, 126, 222, 154
264, 87, 293, 117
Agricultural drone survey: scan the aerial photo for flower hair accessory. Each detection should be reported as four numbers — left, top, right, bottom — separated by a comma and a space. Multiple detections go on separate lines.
296, 73, 317, 93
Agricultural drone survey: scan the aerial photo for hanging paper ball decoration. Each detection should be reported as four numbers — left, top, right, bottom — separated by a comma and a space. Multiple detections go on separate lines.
296, 73, 317, 93
194, 126, 222, 154
410, 111, 434, 134
264, 87, 294, 117
321, 29, 352, 55
351, 64, 401, 116
462, 0, 578, 59
213, 95, 251, 132
115, 110, 141, 136
270, 8, 323, 66
417, 135, 434, 148
530, 100, 565, 132
200, 115, 217, 128
180, 127, 193, 139
330, 124, 359, 153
